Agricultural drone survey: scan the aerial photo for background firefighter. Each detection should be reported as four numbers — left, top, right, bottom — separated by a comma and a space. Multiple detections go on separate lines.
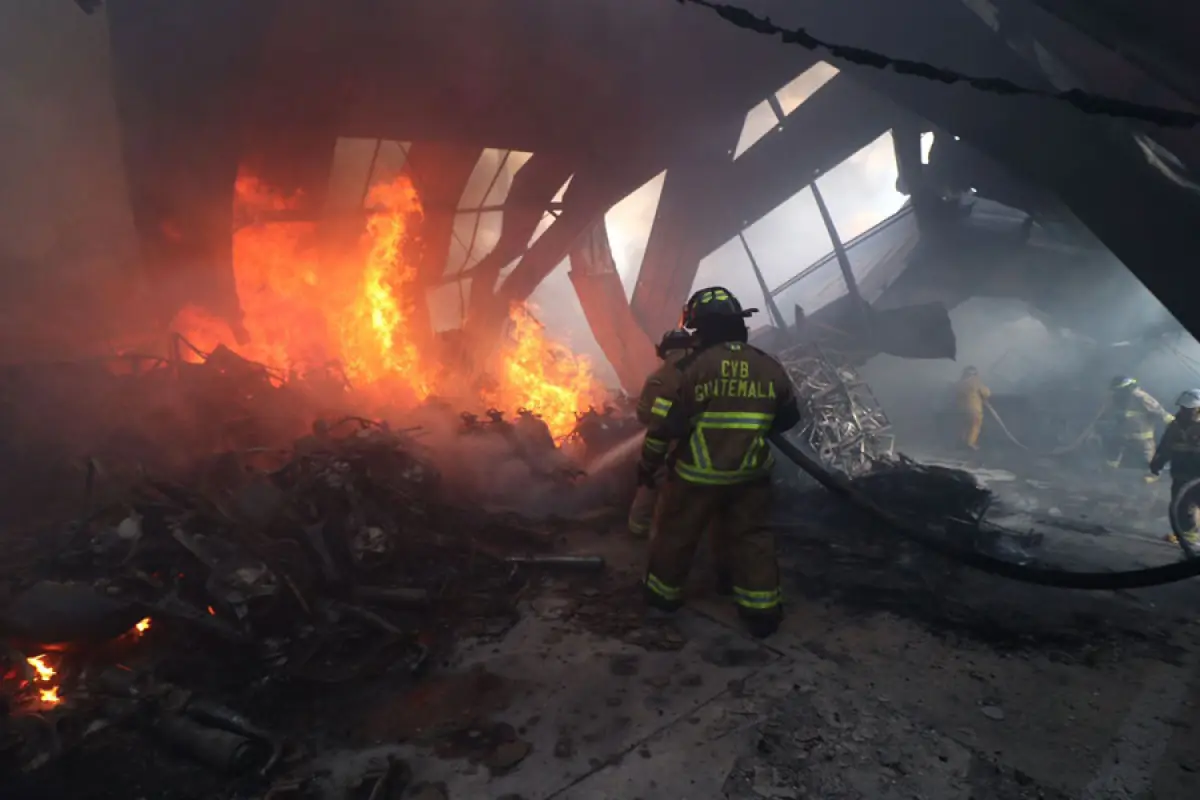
1150, 389, 1200, 546
637, 287, 800, 639
628, 329, 694, 539
1105, 376, 1174, 479
953, 366, 990, 451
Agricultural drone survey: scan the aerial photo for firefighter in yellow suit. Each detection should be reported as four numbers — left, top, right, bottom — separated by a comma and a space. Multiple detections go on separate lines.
1106, 376, 1173, 481
627, 329, 694, 538
638, 286, 801, 639
954, 366, 990, 450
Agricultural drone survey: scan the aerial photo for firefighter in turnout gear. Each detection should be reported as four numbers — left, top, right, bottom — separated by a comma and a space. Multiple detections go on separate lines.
638, 287, 801, 639
953, 366, 990, 451
1105, 376, 1173, 479
1150, 389, 1200, 545
628, 329, 695, 539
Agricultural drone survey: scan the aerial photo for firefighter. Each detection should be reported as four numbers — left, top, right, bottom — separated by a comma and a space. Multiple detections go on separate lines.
953, 366, 990, 451
1150, 389, 1200, 545
628, 329, 694, 539
638, 286, 801, 638
1105, 376, 1173, 480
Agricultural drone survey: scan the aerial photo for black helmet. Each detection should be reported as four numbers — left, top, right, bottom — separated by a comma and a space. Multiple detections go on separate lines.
1111, 375, 1137, 391
655, 329, 693, 359
681, 286, 756, 330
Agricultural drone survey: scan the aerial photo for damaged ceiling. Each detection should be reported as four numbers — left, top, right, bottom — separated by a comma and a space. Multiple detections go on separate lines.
96, 0, 1200, 374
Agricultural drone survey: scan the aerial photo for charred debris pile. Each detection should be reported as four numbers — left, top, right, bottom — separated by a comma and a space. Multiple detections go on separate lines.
0, 342, 630, 796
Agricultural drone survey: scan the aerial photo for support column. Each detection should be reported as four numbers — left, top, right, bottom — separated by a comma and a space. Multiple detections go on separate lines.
629, 113, 745, 342
568, 222, 658, 394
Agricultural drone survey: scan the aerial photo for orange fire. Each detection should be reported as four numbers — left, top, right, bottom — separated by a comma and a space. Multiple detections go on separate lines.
492, 305, 599, 439
134, 617, 151, 635
170, 172, 603, 437
26, 654, 54, 682
168, 170, 600, 431
25, 654, 60, 707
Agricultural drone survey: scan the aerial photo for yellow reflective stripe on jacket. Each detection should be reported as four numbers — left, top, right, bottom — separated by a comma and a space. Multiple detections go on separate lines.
643, 436, 668, 454
733, 586, 782, 611
675, 459, 772, 485
739, 434, 767, 471
651, 397, 673, 418
1129, 430, 1156, 440
678, 410, 775, 484
645, 573, 682, 601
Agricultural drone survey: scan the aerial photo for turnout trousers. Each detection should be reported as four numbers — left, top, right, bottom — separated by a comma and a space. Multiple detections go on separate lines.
644, 477, 781, 625
1105, 431, 1156, 469
627, 466, 668, 538
960, 410, 983, 450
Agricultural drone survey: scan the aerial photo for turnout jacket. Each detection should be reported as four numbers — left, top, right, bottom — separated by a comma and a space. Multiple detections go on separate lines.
1151, 416, 1200, 479
640, 341, 800, 485
1110, 388, 1172, 438
635, 350, 689, 425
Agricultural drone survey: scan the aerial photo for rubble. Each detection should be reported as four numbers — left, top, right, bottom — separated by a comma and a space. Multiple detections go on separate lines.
0, 342, 623, 798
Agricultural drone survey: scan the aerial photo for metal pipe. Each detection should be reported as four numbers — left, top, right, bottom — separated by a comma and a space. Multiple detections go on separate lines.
155, 714, 265, 772
503, 555, 606, 571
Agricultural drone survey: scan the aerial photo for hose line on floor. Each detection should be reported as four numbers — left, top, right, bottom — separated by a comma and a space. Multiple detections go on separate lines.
983, 402, 1106, 457
768, 432, 1200, 589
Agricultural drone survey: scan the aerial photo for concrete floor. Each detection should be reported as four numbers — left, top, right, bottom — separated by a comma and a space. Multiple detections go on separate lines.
308, 501, 1200, 800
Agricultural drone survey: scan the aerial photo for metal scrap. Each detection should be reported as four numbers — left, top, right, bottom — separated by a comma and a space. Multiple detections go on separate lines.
503, 555, 606, 571
778, 343, 895, 477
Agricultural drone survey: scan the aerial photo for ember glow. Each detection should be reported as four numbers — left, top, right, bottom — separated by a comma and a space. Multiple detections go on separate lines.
25, 654, 60, 707
171, 172, 602, 435
26, 654, 54, 682
134, 617, 151, 634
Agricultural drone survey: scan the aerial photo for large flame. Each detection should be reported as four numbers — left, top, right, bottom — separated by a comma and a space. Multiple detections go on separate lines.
494, 305, 600, 439
171, 172, 602, 434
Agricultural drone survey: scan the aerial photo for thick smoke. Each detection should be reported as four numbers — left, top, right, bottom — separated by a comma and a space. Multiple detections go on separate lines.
0, 3, 142, 361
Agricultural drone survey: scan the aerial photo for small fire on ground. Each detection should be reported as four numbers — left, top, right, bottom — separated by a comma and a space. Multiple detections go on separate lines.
19, 618, 151, 708
172, 174, 604, 438
25, 654, 59, 706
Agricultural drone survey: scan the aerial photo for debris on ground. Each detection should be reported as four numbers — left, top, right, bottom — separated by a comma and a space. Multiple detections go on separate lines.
0, 345, 623, 799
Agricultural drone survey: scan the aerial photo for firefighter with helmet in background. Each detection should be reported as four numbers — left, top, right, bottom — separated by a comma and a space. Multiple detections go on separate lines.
637, 286, 801, 638
1105, 376, 1173, 481
1150, 388, 1200, 545
627, 328, 695, 539
953, 366, 991, 451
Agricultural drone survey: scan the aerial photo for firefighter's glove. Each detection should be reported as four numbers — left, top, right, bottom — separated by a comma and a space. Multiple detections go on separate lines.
636, 461, 658, 489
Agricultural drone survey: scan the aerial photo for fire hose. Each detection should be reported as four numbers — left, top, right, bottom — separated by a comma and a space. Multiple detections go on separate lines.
982, 402, 1106, 456
767, 432, 1200, 589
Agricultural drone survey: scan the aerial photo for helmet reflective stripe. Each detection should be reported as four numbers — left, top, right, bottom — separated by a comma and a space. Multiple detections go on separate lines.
1177, 389, 1200, 409
1111, 376, 1137, 390
698, 289, 731, 304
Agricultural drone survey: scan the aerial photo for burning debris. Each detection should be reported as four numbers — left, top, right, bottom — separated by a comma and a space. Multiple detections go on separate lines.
0, 325, 620, 796
778, 343, 895, 477
170, 172, 605, 439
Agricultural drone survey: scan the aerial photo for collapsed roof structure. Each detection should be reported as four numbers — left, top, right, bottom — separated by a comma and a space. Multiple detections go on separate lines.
93, 0, 1200, 390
